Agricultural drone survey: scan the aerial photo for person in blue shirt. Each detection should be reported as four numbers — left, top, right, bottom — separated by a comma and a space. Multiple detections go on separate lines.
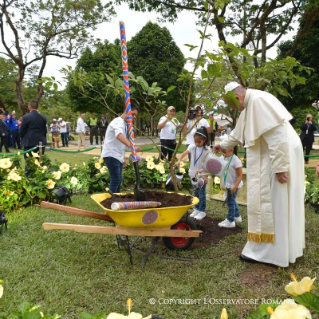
3, 111, 12, 147
9, 111, 22, 149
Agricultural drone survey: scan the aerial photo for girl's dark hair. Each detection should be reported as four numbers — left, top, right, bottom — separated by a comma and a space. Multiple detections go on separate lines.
233, 146, 238, 156
194, 126, 210, 147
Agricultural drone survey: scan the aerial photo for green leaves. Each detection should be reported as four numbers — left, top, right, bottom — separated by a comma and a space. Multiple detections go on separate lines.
295, 292, 319, 313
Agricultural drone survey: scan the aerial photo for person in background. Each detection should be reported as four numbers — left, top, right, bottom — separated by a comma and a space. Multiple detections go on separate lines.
226, 125, 232, 135
88, 113, 99, 145
214, 82, 304, 267
0, 112, 10, 153
157, 106, 184, 162
101, 103, 142, 193
51, 119, 60, 148
183, 105, 215, 159
76, 113, 87, 151
207, 114, 218, 147
20, 100, 47, 159
9, 111, 21, 149
18, 116, 23, 128
300, 113, 317, 165
66, 122, 70, 143
0, 109, 12, 148
98, 115, 108, 144
58, 118, 68, 147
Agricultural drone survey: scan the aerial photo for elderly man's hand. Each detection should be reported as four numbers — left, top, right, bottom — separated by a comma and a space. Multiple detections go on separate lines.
213, 144, 223, 154
276, 172, 289, 183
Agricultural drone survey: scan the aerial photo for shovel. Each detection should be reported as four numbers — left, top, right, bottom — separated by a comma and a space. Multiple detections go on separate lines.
120, 22, 145, 201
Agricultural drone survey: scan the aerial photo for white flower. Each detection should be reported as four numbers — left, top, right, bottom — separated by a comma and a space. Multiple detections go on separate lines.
60, 163, 70, 172
95, 162, 101, 169
146, 156, 154, 162
70, 177, 78, 185
214, 177, 220, 184
180, 161, 185, 167
107, 313, 151, 319
100, 166, 107, 174
46, 179, 56, 189
179, 168, 186, 174
52, 171, 62, 180
147, 161, 155, 169
83, 162, 86, 166
99, 158, 104, 164
159, 167, 165, 174
34, 159, 41, 167
0, 283, 3, 298
269, 299, 312, 319
31, 151, 39, 158
0, 158, 12, 169
7, 172, 21, 182
42, 166, 47, 170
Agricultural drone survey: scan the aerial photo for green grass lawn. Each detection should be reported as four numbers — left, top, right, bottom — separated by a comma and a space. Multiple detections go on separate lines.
1, 190, 319, 319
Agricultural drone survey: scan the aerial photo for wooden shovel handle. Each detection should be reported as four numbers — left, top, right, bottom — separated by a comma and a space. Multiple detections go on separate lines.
40, 201, 114, 222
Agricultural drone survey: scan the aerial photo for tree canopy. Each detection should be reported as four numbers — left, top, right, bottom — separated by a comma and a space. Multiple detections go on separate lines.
0, 0, 115, 114
127, 21, 187, 111
67, 39, 124, 115
115, 0, 319, 85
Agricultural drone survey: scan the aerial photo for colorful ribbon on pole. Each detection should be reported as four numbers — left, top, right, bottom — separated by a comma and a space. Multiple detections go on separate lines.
120, 21, 137, 162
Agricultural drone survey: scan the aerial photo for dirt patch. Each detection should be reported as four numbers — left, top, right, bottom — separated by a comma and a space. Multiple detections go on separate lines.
100, 191, 193, 209
153, 216, 242, 250
239, 265, 278, 286
188, 216, 242, 250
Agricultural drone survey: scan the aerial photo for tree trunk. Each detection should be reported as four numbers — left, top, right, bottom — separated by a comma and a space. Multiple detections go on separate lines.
16, 67, 28, 115
150, 115, 155, 137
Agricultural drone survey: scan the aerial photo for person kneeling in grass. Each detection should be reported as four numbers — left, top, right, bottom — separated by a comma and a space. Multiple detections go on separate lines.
218, 146, 243, 228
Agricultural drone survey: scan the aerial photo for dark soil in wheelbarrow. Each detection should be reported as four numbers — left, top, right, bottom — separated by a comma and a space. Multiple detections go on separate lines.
100, 190, 193, 209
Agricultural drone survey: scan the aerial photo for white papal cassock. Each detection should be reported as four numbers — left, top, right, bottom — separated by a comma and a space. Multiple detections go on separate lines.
221, 89, 305, 267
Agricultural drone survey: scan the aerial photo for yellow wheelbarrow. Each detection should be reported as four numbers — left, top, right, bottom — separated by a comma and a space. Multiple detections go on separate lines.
42, 192, 202, 266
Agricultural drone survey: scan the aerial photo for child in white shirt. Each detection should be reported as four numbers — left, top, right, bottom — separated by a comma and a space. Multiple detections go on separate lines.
176, 127, 210, 220
218, 146, 243, 228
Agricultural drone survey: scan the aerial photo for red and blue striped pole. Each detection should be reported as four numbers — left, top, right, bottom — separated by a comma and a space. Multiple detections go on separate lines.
120, 21, 137, 162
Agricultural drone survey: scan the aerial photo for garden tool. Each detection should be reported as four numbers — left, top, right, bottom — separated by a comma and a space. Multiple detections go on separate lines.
165, 166, 184, 191
120, 21, 145, 201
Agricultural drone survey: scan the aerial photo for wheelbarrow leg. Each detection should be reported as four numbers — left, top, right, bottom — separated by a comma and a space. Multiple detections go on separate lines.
130, 236, 140, 249
140, 236, 160, 267
116, 235, 133, 266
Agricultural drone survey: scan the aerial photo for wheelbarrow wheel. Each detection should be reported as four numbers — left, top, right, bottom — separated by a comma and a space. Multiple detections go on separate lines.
163, 217, 197, 250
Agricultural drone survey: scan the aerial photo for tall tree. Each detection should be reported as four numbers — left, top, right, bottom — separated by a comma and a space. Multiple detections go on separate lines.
67, 39, 124, 114
0, 57, 16, 108
116, 0, 319, 86
127, 21, 187, 111
0, 0, 115, 114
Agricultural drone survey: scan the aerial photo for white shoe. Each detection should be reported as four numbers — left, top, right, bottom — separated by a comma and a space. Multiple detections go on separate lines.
190, 209, 200, 218
218, 219, 235, 228
194, 211, 206, 220
235, 216, 242, 223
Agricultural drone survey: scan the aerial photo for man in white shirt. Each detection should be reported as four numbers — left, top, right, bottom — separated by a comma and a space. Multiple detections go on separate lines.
58, 117, 68, 147
157, 106, 183, 162
214, 82, 304, 267
183, 106, 215, 159
101, 103, 142, 193
76, 113, 87, 151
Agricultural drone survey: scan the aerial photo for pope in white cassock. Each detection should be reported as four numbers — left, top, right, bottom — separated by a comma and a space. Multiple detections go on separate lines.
214, 82, 305, 267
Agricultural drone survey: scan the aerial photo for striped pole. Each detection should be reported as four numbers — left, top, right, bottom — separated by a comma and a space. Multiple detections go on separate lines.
120, 21, 137, 161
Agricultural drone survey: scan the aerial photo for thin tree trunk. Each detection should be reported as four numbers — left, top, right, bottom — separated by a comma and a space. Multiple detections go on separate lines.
16, 67, 28, 115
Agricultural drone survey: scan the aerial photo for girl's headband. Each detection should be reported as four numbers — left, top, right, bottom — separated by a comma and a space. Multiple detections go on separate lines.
195, 132, 207, 138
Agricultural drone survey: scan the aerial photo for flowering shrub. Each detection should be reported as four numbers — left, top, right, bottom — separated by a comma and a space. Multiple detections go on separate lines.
0, 154, 192, 213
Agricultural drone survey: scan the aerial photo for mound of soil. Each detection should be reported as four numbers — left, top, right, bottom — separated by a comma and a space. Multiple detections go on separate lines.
156, 216, 242, 250
100, 191, 193, 209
